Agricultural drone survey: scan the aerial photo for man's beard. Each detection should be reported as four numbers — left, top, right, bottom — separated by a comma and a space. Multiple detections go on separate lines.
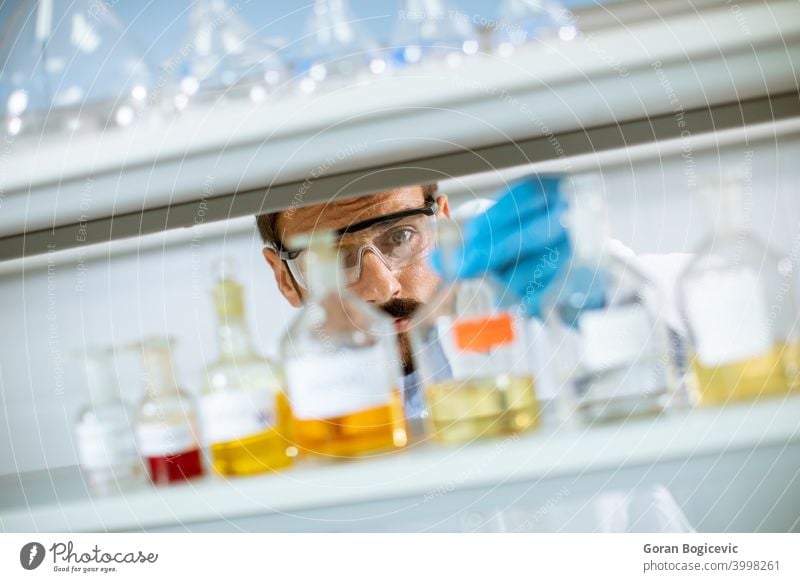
380, 298, 423, 375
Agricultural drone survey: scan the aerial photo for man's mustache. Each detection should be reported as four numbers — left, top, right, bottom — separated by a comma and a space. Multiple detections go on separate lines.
381, 298, 423, 319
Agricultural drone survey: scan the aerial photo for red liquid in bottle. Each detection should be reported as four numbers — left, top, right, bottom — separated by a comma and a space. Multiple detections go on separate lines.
146, 448, 204, 485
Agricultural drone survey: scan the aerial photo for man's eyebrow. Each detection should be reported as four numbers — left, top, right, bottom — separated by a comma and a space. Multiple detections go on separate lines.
339, 200, 434, 236
338, 215, 405, 241
333, 196, 373, 208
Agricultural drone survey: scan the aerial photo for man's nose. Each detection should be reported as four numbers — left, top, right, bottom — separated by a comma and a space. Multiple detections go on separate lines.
351, 249, 401, 304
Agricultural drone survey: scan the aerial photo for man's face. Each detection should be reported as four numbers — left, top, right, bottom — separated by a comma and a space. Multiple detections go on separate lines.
262, 186, 451, 373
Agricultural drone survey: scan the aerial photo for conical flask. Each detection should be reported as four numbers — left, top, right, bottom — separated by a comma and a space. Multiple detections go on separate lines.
494, 0, 578, 57
0, 0, 153, 137
165, 0, 287, 111
296, 0, 388, 94
391, 0, 480, 68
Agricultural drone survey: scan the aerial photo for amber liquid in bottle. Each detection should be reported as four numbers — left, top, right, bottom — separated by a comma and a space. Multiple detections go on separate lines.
291, 389, 407, 458
281, 231, 408, 460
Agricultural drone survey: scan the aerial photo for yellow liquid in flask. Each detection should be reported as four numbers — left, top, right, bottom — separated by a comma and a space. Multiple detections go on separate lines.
425, 375, 539, 444
692, 342, 800, 405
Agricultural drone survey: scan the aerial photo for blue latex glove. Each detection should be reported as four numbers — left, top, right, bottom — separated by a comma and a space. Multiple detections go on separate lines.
430, 175, 571, 318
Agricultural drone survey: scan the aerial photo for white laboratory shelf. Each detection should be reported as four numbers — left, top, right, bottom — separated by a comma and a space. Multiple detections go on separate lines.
1, 0, 798, 260
2, 396, 800, 533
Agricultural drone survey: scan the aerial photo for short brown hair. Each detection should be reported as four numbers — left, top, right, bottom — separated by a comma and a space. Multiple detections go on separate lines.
255, 183, 439, 248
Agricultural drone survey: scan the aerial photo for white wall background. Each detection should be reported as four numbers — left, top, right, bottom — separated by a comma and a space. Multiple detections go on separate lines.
1, 135, 798, 476
0, 223, 297, 476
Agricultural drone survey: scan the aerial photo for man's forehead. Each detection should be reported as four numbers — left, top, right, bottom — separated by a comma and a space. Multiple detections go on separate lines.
278, 186, 425, 240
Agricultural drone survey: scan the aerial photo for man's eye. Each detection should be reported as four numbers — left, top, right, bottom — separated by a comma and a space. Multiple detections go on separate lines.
387, 228, 417, 246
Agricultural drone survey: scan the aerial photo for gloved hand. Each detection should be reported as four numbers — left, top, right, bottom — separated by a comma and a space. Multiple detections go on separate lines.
430, 175, 571, 318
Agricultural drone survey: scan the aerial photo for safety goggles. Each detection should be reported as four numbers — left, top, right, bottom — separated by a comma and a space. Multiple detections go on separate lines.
275, 200, 439, 290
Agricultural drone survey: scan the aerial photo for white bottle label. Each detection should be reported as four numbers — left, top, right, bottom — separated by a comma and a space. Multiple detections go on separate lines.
684, 269, 772, 366
284, 345, 394, 420
436, 315, 530, 381
199, 390, 275, 445
136, 422, 198, 457
580, 304, 654, 371
75, 421, 139, 470
577, 358, 666, 402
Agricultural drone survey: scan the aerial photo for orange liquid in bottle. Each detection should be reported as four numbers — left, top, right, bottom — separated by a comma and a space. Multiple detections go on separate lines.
291, 389, 407, 458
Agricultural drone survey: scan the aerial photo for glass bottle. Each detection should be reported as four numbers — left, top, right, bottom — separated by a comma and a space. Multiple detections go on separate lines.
133, 337, 204, 484
409, 219, 539, 444
678, 173, 800, 405
73, 347, 145, 494
0, 0, 153, 138
494, 0, 578, 58
391, 0, 480, 69
200, 261, 295, 476
541, 174, 673, 424
165, 0, 286, 111
280, 231, 407, 458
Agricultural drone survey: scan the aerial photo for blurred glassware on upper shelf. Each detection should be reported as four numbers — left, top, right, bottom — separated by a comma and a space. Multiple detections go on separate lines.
296, 0, 389, 95
0, 0, 153, 138
164, 0, 287, 111
540, 173, 676, 425
72, 346, 146, 496
677, 170, 800, 406
493, 0, 579, 57
391, 0, 480, 69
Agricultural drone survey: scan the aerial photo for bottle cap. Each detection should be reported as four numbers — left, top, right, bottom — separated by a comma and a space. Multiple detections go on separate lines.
212, 258, 244, 319
699, 168, 750, 234
73, 346, 121, 405
435, 219, 466, 282
564, 172, 607, 261
136, 336, 180, 395
287, 230, 343, 294
286, 229, 337, 251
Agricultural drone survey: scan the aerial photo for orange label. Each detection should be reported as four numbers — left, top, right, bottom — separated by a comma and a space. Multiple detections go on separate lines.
453, 313, 516, 352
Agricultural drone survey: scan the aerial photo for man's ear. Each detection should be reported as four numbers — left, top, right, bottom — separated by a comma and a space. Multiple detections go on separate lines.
436, 194, 451, 219
262, 247, 303, 308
